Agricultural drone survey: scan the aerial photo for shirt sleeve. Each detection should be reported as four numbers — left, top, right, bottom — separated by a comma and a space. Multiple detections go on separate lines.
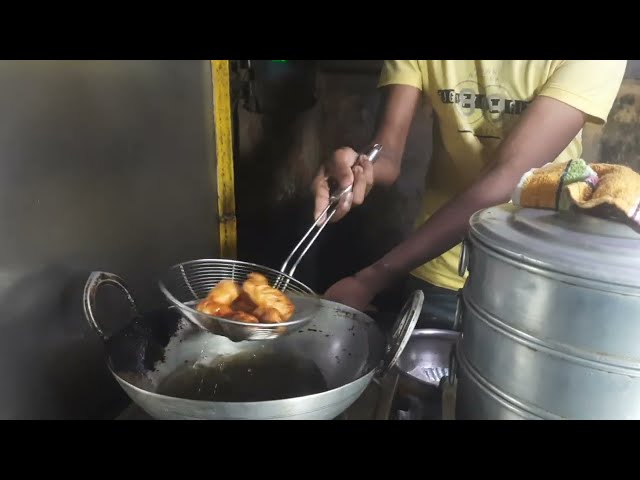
377, 60, 425, 91
538, 60, 627, 125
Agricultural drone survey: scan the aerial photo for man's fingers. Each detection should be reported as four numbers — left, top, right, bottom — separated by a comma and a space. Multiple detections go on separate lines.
363, 304, 379, 313
351, 165, 366, 206
353, 154, 373, 204
360, 155, 374, 196
312, 147, 372, 224
332, 192, 353, 222
327, 148, 357, 189
312, 168, 330, 222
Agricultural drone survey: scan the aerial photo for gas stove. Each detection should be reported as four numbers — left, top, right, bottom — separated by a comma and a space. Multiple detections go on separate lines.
115, 371, 449, 420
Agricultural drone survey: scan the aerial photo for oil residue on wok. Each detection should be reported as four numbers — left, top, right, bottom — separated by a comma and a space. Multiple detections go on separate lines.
156, 351, 328, 402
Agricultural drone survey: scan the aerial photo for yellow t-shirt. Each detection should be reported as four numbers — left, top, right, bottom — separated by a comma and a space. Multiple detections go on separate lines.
378, 60, 627, 291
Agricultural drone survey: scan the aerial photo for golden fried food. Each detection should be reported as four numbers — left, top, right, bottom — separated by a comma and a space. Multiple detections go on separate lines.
205, 279, 241, 306
254, 307, 283, 324
196, 299, 234, 318
242, 276, 295, 321
247, 272, 269, 286
231, 292, 258, 313
231, 311, 259, 324
195, 273, 295, 325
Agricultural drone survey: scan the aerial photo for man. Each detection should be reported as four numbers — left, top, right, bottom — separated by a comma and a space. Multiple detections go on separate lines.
313, 60, 627, 327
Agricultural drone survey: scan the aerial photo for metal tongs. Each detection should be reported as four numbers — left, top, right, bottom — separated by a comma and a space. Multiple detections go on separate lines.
279, 144, 383, 279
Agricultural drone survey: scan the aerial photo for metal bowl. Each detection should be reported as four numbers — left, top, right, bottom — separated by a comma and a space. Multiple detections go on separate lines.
394, 329, 459, 388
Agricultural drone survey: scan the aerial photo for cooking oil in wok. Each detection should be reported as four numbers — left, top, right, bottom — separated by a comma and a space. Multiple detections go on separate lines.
156, 351, 328, 402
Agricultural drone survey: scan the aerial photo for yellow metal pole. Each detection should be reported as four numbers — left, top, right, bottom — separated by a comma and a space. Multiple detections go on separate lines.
211, 60, 237, 259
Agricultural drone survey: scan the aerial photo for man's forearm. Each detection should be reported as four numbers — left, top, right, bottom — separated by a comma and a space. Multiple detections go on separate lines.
364, 84, 421, 187
355, 164, 514, 293
368, 143, 402, 186
355, 95, 588, 294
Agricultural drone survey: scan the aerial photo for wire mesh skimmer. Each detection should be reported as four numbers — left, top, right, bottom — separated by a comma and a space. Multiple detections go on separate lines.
158, 144, 383, 342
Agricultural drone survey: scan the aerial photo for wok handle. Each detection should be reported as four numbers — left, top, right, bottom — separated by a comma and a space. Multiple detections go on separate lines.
440, 342, 458, 420
458, 237, 470, 277
447, 342, 457, 386
453, 290, 464, 332
83, 271, 139, 340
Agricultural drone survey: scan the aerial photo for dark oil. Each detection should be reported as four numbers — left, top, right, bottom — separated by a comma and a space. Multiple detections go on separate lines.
156, 351, 328, 402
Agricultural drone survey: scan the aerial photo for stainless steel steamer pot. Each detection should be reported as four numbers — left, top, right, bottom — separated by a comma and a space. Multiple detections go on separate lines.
452, 204, 640, 420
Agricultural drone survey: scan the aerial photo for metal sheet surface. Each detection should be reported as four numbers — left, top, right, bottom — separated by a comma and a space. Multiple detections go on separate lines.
0, 60, 219, 419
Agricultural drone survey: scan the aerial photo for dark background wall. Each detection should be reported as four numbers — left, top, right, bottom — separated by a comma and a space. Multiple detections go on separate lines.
0, 60, 219, 419
235, 60, 640, 308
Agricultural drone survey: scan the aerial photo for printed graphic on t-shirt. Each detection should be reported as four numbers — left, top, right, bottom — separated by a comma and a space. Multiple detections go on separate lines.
436, 79, 531, 140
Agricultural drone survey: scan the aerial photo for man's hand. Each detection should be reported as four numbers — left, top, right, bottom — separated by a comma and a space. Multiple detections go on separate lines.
323, 262, 399, 311
311, 84, 421, 224
312, 147, 374, 223
323, 275, 377, 312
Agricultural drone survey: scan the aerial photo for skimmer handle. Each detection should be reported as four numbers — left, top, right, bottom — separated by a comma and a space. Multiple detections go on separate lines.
279, 144, 383, 279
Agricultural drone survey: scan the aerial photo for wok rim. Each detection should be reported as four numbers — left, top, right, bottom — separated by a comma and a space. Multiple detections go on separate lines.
108, 361, 379, 408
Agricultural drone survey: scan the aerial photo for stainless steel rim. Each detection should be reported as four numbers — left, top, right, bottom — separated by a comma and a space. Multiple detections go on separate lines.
110, 363, 376, 408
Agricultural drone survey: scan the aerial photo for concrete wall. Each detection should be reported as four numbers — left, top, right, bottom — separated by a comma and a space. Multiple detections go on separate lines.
583, 60, 640, 168
235, 60, 640, 306
0, 60, 219, 419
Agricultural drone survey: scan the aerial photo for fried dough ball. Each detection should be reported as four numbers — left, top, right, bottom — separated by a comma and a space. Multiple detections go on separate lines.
254, 307, 284, 324
196, 272, 295, 325
205, 279, 241, 305
242, 275, 295, 321
196, 299, 234, 318
231, 311, 259, 324
246, 272, 269, 286
231, 292, 258, 313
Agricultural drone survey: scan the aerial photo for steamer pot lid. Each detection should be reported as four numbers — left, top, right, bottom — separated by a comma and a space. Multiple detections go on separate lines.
468, 203, 640, 289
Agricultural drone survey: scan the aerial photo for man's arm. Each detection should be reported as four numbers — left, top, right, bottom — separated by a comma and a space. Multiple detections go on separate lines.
352, 95, 589, 295
368, 84, 422, 185
313, 84, 421, 222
